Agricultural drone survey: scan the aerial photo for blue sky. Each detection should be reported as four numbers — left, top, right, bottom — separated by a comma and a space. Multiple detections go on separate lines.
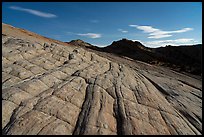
2, 2, 202, 47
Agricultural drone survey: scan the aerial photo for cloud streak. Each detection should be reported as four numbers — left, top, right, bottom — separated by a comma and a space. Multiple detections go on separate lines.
90, 20, 99, 23
129, 25, 193, 39
118, 29, 128, 33
9, 6, 57, 18
77, 33, 101, 38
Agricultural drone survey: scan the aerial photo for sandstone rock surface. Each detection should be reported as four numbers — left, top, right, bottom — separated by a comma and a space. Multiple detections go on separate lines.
2, 23, 202, 135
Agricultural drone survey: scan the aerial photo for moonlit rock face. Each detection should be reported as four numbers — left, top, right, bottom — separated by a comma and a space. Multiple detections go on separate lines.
2, 23, 202, 135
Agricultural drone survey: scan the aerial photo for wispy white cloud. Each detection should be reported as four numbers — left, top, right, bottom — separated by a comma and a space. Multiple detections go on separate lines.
92, 43, 107, 47
65, 31, 76, 35
132, 39, 142, 42
118, 29, 128, 33
129, 25, 193, 39
90, 20, 99, 23
148, 34, 172, 39
77, 33, 101, 38
52, 35, 61, 39
140, 38, 197, 48
65, 32, 102, 39
9, 6, 57, 18
130, 25, 159, 33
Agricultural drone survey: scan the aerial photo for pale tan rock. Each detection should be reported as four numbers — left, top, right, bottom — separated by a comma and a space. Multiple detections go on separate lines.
2, 23, 202, 135
2, 100, 18, 129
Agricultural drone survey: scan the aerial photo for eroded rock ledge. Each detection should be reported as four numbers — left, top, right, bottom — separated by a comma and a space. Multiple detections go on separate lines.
2, 24, 202, 135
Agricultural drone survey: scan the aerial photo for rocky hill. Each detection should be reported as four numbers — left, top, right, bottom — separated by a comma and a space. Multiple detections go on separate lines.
97, 38, 202, 76
154, 44, 202, 75
2, 23, 202, 135
68, 39, 94, 48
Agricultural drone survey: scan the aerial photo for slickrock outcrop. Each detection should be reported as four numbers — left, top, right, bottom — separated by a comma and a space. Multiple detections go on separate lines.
2, 23, 202, 135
